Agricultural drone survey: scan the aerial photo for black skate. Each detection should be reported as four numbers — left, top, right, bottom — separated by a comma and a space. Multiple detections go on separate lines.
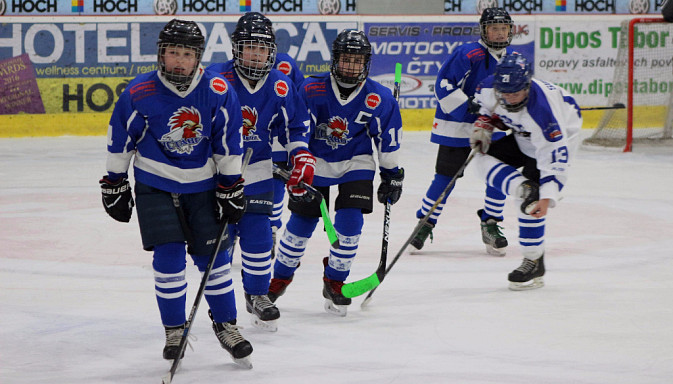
508, 254, 545, 291
478, 209, 508, 256
322, 258, 351, 316
245, 293, 280, 332
268, 275, 294, 303
410, 221, 434, 250
163, 324, 185, 361
209, 311, 253, 369
518, 180, 540, 215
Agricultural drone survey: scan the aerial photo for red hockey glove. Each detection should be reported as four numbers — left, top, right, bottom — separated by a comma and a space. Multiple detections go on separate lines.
470, 115, 503, 154
287, 150, 316, 202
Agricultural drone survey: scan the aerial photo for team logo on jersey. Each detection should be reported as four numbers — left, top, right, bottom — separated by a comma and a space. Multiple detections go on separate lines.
543, 122, 563, 142
274, 80, 289, 97
276, 61, 292, 76
315, 116, 351, 149
210, 77, 228, 95
365, 93, 381, 109
160, 106, 205, 154
241, 106, 261, 142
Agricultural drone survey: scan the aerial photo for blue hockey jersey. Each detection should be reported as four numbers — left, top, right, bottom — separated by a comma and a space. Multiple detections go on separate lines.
432, 41, 513, 147
474, 76, 583, 205
206, 61, 311, 196
105, 66, 243, 193
272, 53, 306, 163
300, 73, 402, 186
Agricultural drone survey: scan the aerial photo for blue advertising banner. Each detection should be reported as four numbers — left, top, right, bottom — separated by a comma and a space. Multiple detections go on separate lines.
0, 0, 356, 15
364, 21, 535, 109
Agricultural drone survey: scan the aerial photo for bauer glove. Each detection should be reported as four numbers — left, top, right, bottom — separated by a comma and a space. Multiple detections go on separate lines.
287, 150, 316, 202
100, 176, 134, 223
377, 168, 404, 205
215, 178, 246, 224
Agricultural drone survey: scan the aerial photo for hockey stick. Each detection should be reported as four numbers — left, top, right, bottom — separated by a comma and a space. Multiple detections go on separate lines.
361, 148, 478, 307
271, 163, 340, 249
162, 148, 253, 384
341, 63, 401, 299
580, 103, 625, 111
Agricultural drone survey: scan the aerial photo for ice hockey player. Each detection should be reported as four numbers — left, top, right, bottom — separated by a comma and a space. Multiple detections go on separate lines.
207, 12, 313, 331
100, 19, 253, 367
469, 52, 582, 290
270, 52, 306, 258
268, 29, 404, 316
411, 7, 515, 256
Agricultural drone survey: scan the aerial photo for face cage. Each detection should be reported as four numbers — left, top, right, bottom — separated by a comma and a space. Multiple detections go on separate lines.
233, 39, 277, 81
480, 20, 514, 50
158, 43, 203, 91
331, 53, 371, 86
496, 89, 529, 112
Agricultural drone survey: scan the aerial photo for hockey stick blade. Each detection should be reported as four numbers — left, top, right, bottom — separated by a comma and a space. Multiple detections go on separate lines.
271, 164, 339, 249
580, 103, 625, 111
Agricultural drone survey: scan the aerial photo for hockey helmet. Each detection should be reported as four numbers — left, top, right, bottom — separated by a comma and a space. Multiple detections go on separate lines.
232, 12, 277, 81
479, 7, 514, 50
494, 53, 532, 112
331, 29, 372, 86
157, 19, 205, 91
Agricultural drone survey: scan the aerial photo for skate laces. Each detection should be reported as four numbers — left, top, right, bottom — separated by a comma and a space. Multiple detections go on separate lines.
417, 222, 434, 242
165, 327, 196, 351
216, 322, 246, 347
483, 220, 505, 239
515, 258, 537, 273
251, 295, 276, 311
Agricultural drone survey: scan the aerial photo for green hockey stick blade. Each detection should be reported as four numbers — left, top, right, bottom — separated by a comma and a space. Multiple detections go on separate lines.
341, 273, 381, 298
319, 198, 339, 249
394, 63, 402, 83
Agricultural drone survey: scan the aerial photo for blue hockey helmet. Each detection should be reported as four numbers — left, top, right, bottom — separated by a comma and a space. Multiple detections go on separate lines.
479, 7, 514, 50
494, 53, 532, 112
157, 19, 205, 91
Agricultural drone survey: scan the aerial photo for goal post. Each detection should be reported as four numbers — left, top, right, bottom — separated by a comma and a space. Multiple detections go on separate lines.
583, 18, 673, 152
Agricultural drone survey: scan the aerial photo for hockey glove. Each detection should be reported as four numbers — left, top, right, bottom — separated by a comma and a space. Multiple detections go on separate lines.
287, 150, 316, 202
215, 178, 246, 224
467, 96, 481, 115
100, 176, 134, 223
377, 168, 404, 205
470, 115, 499, 154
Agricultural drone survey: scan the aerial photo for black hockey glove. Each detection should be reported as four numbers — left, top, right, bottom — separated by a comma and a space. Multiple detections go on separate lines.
215, 178, 246, 224
100, 176, 134, 223
467, 96, 481, 115
377, 168, 404, 205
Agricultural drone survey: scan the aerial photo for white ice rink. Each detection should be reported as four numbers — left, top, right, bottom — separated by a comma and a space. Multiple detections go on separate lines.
1, 132, 672, 384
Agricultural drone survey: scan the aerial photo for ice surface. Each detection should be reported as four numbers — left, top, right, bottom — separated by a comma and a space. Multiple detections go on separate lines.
1, 132, 672, 384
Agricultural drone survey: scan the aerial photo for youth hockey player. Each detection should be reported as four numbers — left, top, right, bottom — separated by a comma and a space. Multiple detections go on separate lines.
268, 29, 404, 316
100, 19, 253, 367
470, 53, 582, 290
270, 52, 306, 258
207, 12, 313, 331
411, 7, 515, 256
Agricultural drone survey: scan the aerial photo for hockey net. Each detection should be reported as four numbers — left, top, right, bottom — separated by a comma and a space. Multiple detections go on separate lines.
583, 18, 673, 152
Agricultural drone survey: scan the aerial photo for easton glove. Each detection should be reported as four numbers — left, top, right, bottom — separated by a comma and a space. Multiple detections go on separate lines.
215, 178, 246, 224
287, 150, 316, 202
377, 168, 404, 205
100, 176, 134, 223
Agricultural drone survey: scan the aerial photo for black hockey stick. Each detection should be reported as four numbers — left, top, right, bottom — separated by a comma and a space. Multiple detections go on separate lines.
271, 164, 340, 249
361, 148, 478, 307
162, 148, 253, 384
580, 103, 625, 111
341, 63, 401, 298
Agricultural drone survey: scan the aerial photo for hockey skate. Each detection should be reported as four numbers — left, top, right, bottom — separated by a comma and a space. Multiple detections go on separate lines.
322, 258, 351, 316
245, 293, 280, 332
209, 311, 253, 369
518, 180, 540, 215
163, 324, 185, 361
478, 209, 508, 256
508, 254, 545, 291
268, 275, 294, 303
410, 221, 434, 250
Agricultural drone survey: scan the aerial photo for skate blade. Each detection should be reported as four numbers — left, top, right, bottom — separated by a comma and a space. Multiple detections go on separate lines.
324, 299, 348, 317
508, 277, 544, 291
231, 355, 253, 370
485, 245, 506, 256
250, 316, 278, 332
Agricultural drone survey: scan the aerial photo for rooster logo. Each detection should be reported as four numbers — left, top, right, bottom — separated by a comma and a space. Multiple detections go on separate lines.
159, 106, 205, 154
241, 106, 261, 142
316, 116, 351, 149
